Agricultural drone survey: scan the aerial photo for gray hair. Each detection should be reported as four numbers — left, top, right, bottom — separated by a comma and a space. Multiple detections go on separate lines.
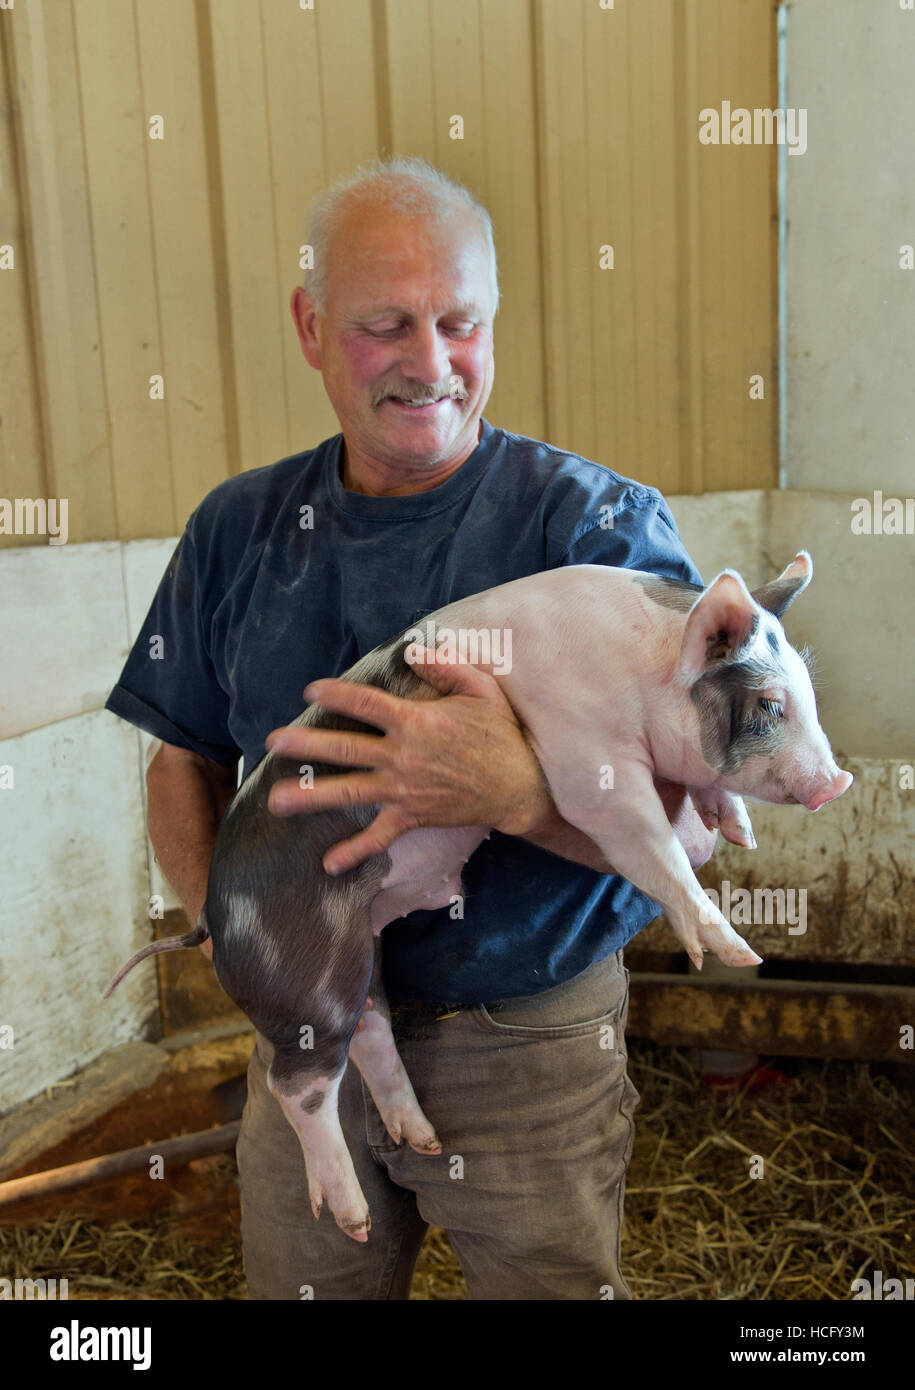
302, 156, 499, 317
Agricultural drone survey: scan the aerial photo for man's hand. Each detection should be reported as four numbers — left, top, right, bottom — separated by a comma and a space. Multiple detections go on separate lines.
265, 649, 551, 874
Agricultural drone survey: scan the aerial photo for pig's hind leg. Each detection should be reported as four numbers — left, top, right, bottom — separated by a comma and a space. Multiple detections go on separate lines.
347, 943, 441, 1156
244, 902, 378, 1243
266, 1052, 372, 1242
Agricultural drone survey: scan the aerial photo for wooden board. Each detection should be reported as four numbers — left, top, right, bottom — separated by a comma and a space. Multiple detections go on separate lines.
627, 972, 915, 1063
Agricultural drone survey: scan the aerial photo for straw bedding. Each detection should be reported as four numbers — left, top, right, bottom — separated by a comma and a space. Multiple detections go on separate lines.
2, 1043, 911, 1301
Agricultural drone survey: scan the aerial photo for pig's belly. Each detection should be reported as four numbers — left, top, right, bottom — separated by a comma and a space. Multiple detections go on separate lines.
370, 824, 489, 933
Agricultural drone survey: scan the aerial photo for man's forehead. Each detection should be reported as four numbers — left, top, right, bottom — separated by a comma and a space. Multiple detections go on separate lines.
324, 202, 495, 318
349, 298, 485, 318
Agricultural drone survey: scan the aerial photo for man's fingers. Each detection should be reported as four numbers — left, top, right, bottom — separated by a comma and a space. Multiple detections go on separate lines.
322, 807, 413, 875
268, 772, 388, 816
266, 724, 392, 769
300, 677, 405, 731
406, 644, 506, 700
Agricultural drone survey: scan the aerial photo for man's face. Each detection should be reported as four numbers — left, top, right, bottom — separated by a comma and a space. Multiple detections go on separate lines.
293, 202, 495, 476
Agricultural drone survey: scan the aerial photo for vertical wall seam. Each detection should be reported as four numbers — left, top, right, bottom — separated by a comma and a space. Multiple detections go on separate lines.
133, 0, 178, 533
529, 0, 552, 445
193, 0, 241, 481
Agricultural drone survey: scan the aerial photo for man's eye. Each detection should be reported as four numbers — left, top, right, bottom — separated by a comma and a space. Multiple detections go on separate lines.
442, 322, 475, 337
758, 698, 784, 717
365, 326, 402, 338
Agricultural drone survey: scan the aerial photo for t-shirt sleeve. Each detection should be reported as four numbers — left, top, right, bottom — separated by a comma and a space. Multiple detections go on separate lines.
104, 523, 241, 768
557, 486, 704, 587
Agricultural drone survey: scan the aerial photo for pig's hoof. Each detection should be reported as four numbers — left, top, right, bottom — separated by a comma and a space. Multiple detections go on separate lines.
691, 917, 764, 971
717, 929, 763, 967
720, 803, 756, 849
384, 1119, 441, 1155
717, 940, 764, 969
310, 1185, 371, 1241
409, 1133, 442, 1156
399, 1111, 441, 1155
723, 824, 757, 850
338, 1213, 371, 1242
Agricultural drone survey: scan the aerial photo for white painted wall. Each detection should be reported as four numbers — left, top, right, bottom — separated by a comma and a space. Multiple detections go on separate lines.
0, 540, 179, 1115
785, 0, 915, 495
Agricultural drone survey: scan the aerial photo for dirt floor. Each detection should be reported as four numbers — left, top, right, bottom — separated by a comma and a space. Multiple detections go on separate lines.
2, 1042, 912, 1300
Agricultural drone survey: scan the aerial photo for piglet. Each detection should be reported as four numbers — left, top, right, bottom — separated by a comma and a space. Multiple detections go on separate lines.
105, 550, 852, 1242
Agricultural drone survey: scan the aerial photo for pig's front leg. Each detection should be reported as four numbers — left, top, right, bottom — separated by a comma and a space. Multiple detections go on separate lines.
348, 944, 442, 1157
689, 786, 757, 849
541, 746, 762, 971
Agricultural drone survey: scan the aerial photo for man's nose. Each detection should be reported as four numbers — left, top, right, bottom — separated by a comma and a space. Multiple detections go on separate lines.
400, 323, 452, 384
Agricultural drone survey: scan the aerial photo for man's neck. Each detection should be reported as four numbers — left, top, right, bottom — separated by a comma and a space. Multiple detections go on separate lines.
340, 420, 484, 496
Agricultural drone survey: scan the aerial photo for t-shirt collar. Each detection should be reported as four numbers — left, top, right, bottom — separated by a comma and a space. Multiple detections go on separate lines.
325, 417, 498, 519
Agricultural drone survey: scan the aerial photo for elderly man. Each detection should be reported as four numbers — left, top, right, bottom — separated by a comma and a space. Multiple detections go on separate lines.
106, 156, 714, 1301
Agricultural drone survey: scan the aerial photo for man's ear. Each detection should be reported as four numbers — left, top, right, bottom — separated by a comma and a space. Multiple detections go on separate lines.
678, 571, 759, 683
751, 551, 812, 618
290, 286, 323, 369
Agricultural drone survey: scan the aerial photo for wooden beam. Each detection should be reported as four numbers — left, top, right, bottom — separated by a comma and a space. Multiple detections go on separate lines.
0, 1122, 240, 1210
627, 972, 915, 1062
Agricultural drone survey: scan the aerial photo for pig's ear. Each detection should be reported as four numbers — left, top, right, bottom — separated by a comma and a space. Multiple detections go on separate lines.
678, 571, 759, 682
751, 551, 812, 618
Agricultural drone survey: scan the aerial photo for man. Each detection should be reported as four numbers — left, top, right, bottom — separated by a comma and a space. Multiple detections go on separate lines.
106, 157, 714, 1300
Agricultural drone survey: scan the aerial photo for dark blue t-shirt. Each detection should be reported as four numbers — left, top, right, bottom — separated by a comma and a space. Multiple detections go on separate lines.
105, 418, 702, 1002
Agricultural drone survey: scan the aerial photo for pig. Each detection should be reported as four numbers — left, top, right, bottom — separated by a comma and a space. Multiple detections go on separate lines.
104, 550, 852, 1242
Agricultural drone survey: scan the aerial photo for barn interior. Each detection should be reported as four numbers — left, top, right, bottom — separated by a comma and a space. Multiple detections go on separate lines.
0, 0, 912, 1305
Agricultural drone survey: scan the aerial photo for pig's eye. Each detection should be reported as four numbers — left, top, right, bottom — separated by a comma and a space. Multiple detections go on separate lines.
758, 698, 784, 718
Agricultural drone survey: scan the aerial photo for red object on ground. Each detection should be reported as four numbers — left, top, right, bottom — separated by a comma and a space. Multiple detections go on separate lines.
701, 1064, 794, 1094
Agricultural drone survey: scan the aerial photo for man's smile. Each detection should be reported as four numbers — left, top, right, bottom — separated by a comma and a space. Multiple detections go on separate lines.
382, 394, 453, 414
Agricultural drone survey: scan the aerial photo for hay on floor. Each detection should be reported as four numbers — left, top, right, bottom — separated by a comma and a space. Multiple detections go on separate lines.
1, 1045, 911, 1300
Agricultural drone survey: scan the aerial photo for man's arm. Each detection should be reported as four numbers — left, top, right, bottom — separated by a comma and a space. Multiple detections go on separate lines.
145, 741, 239, 962
521, 778, 716, 872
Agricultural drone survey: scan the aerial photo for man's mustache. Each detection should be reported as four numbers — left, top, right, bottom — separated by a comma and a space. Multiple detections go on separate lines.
372, 377, 469, 407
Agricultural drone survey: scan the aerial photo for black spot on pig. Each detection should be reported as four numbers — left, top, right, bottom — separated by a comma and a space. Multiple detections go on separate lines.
302, 1092, 325, 1114
766, 628, 781, 655
691, 656, 786, 774
634, 574, 704, 613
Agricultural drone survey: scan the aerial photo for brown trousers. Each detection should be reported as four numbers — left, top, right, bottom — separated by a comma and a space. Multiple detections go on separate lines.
236, 947, 639, 1300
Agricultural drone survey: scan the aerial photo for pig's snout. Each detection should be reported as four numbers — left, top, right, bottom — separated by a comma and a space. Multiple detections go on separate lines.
805, 768, 854, 812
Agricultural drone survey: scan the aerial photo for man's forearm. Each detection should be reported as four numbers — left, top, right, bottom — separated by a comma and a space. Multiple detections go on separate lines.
146, 747, 238, 959
518, 780, 717, 872
521, 800, 617, 873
